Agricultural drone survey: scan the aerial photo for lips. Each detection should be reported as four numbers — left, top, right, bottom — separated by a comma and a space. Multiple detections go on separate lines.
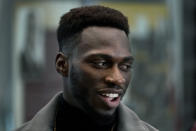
97, 89, 123, 109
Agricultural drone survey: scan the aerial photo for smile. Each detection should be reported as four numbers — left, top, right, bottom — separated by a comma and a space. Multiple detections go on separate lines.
97, 88, 123, 97
101, 93, 119, 98
96, 89, 123, 109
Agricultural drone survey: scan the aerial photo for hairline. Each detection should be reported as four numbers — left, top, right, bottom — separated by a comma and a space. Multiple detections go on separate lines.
60, 25, 129, 56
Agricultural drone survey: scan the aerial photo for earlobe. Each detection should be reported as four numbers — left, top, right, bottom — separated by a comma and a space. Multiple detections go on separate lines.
55, 52, 69, 76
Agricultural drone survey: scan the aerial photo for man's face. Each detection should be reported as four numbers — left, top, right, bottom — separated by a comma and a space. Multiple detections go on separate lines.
67, 26, 133, 116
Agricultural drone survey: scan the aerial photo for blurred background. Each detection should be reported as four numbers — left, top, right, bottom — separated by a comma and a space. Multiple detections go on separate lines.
0, 0, 195, 131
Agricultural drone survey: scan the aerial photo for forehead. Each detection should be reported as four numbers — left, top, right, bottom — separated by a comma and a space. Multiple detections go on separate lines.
76, 26, 131, 57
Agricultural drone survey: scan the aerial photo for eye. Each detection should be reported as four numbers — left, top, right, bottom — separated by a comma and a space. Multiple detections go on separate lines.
91, 60, 111, 69
119, 63, 132, 72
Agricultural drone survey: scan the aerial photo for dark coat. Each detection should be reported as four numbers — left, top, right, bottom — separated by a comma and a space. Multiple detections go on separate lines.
14, 92, 158, 131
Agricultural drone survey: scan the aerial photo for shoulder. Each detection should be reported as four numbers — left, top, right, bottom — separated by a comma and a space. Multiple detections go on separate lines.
140, 121, 159, 131
12, 121, 31, 131
117, 103, 159, 131
13, 92, 62, 131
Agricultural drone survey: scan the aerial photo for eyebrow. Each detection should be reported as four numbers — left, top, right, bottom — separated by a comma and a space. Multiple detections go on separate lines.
85, 53, 134, 62
123, 56, 135, 62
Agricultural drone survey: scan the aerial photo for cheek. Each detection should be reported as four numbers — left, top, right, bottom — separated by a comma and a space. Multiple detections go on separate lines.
79, 64, 103, 84
70, 65, 93, 101
70, 64, 103, 101
124, 72, 132, 86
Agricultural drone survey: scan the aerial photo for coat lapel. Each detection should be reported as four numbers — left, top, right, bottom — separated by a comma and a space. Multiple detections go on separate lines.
17, 93, 157, 131
117, 103, 148, 131
26, 92, 61, 131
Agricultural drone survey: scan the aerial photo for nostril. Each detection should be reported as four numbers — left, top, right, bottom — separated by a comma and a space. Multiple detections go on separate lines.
105, 76, 125, 89
106, 82, 122, 90
106, 82, 116, 87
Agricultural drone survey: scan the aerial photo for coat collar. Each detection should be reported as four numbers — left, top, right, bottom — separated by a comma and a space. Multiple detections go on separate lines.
23, 92, 157, 131
117, 103, 149, 131
26, 92, 61, 131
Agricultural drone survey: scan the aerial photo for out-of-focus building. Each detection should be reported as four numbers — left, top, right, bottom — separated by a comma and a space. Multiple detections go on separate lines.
0, 0, 195, 131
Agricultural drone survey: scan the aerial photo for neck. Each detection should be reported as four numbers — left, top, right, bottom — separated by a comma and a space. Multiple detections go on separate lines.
63, 92, 117, 126
56, 94, 117, 131
88, 109, 117, 126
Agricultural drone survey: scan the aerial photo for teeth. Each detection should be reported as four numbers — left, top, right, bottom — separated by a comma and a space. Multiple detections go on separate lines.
102, 93, 119, 98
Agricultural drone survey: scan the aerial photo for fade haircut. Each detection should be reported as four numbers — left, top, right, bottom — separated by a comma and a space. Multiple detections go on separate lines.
57, 5, 129, 56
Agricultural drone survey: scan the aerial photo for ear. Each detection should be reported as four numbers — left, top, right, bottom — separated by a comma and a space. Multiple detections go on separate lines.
55, 52, 69, 77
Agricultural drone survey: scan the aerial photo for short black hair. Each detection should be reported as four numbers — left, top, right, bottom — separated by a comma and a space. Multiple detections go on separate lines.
57, 5, 129, 55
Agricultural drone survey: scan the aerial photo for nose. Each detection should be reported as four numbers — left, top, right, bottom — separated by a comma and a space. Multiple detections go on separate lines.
104, 66, 125, 86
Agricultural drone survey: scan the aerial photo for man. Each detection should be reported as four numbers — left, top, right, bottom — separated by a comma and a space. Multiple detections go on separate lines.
15, 5, 158, 131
